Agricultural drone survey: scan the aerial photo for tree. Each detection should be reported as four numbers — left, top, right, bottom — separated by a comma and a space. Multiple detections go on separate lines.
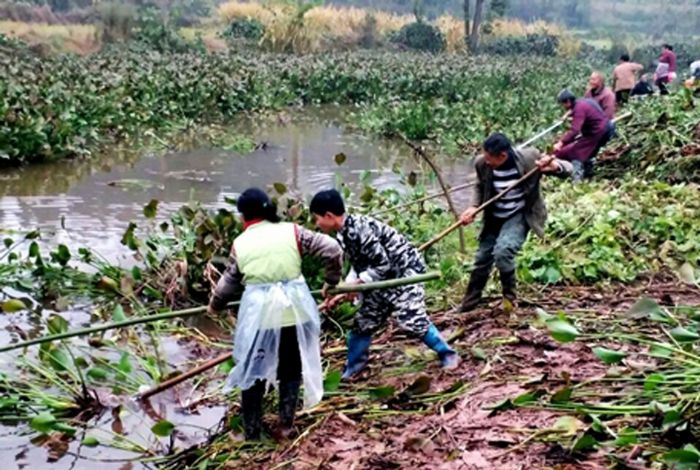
468, 0, 485, 52
463, 0, 470, 46
490, 0, 508, 18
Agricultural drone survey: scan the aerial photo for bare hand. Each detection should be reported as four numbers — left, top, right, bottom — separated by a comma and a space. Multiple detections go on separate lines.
553, 141, 563, 152
536, 155, 559, 173
319, 294, 349, 312
460, 207, 479, 226
321, 282, 335, 299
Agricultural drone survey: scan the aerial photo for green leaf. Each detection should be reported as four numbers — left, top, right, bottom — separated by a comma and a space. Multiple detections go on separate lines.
626, 297, 669, 322
405, 375, 431, 395
670, 326, 700, 343
592, 346, 627, 364
47, 314, 69, 335
218, 357, 235, 374
118, 352, 132, 374
47, 347, 71, 372
546, 319, 579, 343
513, 390, 545, 406
649, 343, 673, 358
81, 436, 100, 447
552, 416, 583, 435
121, 222, 138, 250
487, 398, 514, 415
50, 244, 71, 266
662, 449, 700, 469
572, 432, 597, 452
87, 367, 109, 381
112, 305, 127, 322
143, 199, 159, 218
30, 412, 57, 434
323, 370, 341, 392
663, 409, 683, 430
334, 152, 347, 165
470, 346, 487, 361
613, 428, 638, 447
28, 241, 40, 258
367, 385, 395, 400
644, 373, 665, 391
273, 182, 287, 194
53, 422, 77, 436
1, 299, 27, 313
151, 420, 175, 437
550, 387, 572, 404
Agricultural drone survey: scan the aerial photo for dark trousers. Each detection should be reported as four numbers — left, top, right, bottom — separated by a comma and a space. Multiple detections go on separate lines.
656, 78, 669, 95
240, 326, 302, 439
615, 89, 630, 104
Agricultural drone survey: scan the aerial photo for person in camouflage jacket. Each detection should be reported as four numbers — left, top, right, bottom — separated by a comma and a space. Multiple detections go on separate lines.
310, 189, 459, 380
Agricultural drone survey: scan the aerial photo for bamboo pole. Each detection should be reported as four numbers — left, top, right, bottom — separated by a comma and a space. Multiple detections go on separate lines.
418, 111, 631, 253
0, 272, 440, 353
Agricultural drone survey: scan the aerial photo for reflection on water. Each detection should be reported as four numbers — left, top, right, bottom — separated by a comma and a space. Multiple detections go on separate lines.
0, 107, 475, 263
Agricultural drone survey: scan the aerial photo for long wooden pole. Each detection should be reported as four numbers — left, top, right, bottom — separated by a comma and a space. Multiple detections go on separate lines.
0, 272, 440, 353
418, 112, 631, 253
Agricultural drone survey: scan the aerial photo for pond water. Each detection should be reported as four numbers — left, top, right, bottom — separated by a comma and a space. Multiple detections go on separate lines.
0, 107, 476, 469
0, 107, 475, 265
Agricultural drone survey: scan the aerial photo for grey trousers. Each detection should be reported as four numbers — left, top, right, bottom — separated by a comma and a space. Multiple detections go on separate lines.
472, 212, 529, 278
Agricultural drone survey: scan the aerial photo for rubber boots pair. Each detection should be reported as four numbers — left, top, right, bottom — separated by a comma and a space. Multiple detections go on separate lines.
240, 379, 301, 440
422, 324, 460, 369
459, 270, 518, 312
341, 331, 372, 380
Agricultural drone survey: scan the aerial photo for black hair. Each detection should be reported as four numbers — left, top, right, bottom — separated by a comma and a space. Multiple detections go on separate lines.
483, 133, 512, 155
237, 188, 280, 223
663, 44, 673, 51
620, 54, 630, 62
309, 189, 346, 216
557, 88, 577, 104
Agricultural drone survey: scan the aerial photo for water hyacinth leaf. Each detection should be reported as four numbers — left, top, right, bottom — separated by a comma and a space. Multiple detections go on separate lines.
30, 412, 57, 434
118, 352, 132, 374
550, 387, 572, 404
151, 420, 175, 437
644, 373, 665, 391
323, 370, 341, 392
218, 357, 235, 374
626, 297, 669, 322
649, 343, 673, 358
513, 390, 545, 406
662, 449, 700, 469
50, 244, 71, 266
97, 276, 119, 292
613, 428, 638, 447
669, 326, 700, 343
471, 346, 487, 361
3, 237, 12, 248
143, 199, 159, 219
334, 152, 347, 165
87, 367, 109, 381
663, 409, 684, 430
368, 385, 395, 400
81, 436, 99, 447
592, 346, 627, 365
121, 223, 138, 250
546, 319, 579, 343
29, 241, 40, 258
678, 262, 696, 284
572, 432, 597, 452
273, 182, 287, 194
47, 315, 69, 335
53, 422, 77, 436
112, 305, 127, 322
488, 398, 514, 415
1, 299, 27, 313
552, 416, 583, 435
48, 347, 71, 372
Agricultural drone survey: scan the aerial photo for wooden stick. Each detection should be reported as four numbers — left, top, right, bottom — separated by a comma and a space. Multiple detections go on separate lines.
0, 272, 441, 353
137, 352, 232, 400
418, 112, 632, 253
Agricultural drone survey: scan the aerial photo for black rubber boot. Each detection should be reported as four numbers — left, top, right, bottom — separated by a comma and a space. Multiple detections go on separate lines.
500, 270, 517, 304
278, 379, 301, 438
241, 381, 265, 440
459, 269, 490, 312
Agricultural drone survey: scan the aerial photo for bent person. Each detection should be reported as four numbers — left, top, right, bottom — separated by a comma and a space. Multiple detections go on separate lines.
208, 188, 343, 440
612, 54, 644, 104
458, 133, 573, 312
554, 89, 613, 181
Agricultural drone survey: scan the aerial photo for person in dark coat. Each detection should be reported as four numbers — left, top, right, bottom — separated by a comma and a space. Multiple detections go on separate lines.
553, 90, 613, 181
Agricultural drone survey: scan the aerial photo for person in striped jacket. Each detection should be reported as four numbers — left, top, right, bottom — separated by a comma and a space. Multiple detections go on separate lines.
458, 133, 573, 312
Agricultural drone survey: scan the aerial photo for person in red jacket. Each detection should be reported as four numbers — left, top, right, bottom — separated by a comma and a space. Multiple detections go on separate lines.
584, 71, 616, 119
553, 90, 613, 182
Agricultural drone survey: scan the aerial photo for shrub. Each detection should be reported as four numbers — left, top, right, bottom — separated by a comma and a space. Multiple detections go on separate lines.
222, 17, 264, 41
480, 33, 559, 56
391, 21, 445, 53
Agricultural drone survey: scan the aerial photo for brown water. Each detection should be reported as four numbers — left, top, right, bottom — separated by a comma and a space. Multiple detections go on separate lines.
0, 107, 474, 265
0, 106, 474, 468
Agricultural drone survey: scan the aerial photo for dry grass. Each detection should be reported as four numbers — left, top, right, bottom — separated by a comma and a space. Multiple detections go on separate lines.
435, 15, 465, 53
0, 20, 98, 54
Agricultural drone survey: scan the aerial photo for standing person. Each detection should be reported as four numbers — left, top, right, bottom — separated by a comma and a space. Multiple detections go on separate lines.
553, 89, 613, 181
208, 188, 343, 440
656, 44, 677, 95
612, 54, 644, 104
458, 134, 573, 312
585, 71, 616, 119
310, 189, 459, 380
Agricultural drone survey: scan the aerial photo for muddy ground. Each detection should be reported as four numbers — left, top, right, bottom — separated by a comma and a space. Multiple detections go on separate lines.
165, 273, 700, 470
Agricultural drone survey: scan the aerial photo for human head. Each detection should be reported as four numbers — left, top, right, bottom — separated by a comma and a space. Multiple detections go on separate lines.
589, 71, 605, 90
309, 189, 346, 233
620, 54, 630, 62
557, 89, 576, 111
662, 44, 673, 52
482, 133, 512, 169
237, 188, 280, 223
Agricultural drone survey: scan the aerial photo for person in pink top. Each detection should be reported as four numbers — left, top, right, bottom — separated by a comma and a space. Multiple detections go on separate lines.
657, 44, 677, 95
584, 71, 616, 119
612, 54, 644, 104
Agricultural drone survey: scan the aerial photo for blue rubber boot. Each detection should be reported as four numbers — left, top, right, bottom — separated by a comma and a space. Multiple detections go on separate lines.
422, 324, 460, 370
341, 332, 372, 380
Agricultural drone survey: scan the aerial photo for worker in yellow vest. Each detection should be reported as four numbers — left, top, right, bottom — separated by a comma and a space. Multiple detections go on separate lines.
208, 188, 343, 440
